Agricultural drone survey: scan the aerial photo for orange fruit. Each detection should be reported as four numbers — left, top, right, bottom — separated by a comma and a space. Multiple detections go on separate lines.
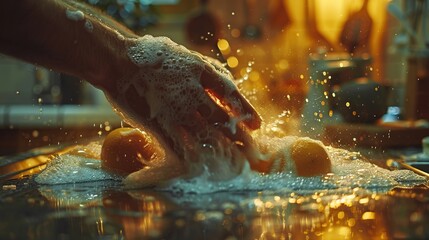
290, 138, 331, 176
101, 128, 156, 175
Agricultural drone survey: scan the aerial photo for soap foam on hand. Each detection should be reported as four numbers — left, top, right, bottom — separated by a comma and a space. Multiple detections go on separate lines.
104, 35, 258, 186
35, 34, 257, 188
65, 9, 84, 21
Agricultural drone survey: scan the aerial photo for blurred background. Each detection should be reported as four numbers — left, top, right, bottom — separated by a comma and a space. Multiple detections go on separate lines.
1, 0, 428, 155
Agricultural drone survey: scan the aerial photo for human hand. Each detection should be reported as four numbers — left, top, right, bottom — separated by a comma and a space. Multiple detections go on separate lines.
104, 35, 261, 180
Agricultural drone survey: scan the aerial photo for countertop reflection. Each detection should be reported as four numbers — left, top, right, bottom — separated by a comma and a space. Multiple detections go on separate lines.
1, 177, 428, 240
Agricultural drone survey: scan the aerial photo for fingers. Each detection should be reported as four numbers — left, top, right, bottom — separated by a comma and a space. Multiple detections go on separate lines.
178, 110, 259, 177
229, 123, 263, 164
199, 67, 262, 131
196, 65, 262, 163
123, 162, 186, 188
230, 90, 262, 130
197, 97, 229, 125
181, 99, 260, 165
197, 104, 261, 163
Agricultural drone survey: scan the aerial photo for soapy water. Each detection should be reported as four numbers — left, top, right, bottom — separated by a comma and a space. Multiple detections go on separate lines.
35, 142, 426, 195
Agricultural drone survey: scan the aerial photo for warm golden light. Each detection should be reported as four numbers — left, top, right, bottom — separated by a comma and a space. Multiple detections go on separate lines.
249, 71, 260, 82
227, 56, 239, 68
217, 39, 231, 54
362, 211, 376, 220
276, 59, 289, 71
231, 28, 240, 38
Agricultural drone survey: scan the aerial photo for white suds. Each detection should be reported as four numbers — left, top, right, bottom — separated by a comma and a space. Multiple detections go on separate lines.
84, 20, 93, 32
161, 146, 427, 194
66, 9, 84, 21
35, 140, 427, 195
35, 154, 118, 185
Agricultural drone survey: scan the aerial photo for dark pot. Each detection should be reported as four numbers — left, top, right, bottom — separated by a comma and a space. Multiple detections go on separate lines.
335, 78, 387, 123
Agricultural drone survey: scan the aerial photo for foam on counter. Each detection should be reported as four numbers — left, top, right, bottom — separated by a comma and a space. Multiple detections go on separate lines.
35, 141, 426, 193
161, 146, 426, 194
35, 154, 118, 185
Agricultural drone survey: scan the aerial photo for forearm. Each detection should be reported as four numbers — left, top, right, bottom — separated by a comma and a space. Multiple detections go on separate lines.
64, 0, 137, 38
0, 0, 138, 91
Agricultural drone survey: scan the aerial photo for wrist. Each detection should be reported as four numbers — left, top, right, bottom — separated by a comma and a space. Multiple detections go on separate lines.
88, 34, 138, 94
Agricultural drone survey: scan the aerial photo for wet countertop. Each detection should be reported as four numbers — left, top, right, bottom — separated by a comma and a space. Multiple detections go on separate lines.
1, 175, 428, 240
1, 139, 429, 240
